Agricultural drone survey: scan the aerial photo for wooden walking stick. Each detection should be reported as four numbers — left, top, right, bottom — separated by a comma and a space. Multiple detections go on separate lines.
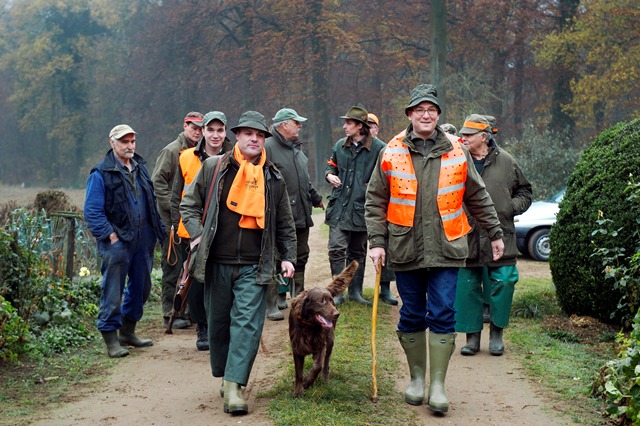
371, 259, 382, 403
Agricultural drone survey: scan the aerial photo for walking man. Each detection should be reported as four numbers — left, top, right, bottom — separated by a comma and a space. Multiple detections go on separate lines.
84, 124, 166, 358
366, 84, 504, 414
180, 111, 296, 415
170, 111, 234, 349
325, 106, 385, 305
153, 112, 203, 329
264, 108, 324, 320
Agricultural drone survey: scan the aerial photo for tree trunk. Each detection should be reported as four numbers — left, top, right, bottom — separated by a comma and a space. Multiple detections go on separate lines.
431, 0, 447, 122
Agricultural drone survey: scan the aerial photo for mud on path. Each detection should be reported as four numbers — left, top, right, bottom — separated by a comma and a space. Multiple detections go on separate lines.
28, 211, 574, 426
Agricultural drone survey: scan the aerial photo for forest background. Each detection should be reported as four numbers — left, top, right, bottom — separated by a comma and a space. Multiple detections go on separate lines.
0, 0, 638, 194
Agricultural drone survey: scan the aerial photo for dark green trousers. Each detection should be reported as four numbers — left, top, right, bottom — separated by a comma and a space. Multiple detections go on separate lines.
204, 262, 266, 385
454, 265, 518, 331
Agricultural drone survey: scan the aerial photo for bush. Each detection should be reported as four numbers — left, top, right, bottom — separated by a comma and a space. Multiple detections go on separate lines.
551, 118, 640, 325
0, 295, 32, 362
592, 310, 640, 425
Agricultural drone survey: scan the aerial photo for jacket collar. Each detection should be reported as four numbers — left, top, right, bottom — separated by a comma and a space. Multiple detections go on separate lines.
343, 133, 373, 151
402, 124, 453, 156
269, 126, 298, 149
101, 149, 145, 171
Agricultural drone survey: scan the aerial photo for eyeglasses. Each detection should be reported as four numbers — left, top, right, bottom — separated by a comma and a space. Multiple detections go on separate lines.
413, 107, 439, 116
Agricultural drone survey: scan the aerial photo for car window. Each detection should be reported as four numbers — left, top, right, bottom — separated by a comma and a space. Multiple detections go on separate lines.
549, 188, 566, 203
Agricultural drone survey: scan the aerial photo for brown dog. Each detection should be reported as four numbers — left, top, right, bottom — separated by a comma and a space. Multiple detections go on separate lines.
288, 260, 359, 396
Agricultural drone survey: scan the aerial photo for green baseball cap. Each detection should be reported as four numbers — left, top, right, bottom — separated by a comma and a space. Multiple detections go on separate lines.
230, 111, 273, 137
272, 108, 307, 124
405, 84, 441, 115
459, 114, 491, 135
203, 111, 227, 127
340, 106, 370, 127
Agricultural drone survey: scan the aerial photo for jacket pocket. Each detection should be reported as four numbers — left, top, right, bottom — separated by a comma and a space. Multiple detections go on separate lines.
388, 224, 416, 264
442, 234, 468, 260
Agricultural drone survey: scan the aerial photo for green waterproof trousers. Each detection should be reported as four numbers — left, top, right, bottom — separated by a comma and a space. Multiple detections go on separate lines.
204, 263, 266, 386
454, 265, 518, 331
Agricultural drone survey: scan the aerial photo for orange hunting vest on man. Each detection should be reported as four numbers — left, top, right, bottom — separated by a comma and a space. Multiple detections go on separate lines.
176, 148, 202, 238
381, 130, 472, 241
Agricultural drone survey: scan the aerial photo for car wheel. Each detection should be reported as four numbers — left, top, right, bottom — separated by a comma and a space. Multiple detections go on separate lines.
527, 228, 551, 261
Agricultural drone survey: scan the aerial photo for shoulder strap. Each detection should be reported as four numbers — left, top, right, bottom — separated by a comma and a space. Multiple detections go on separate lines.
201, 156, 223, 225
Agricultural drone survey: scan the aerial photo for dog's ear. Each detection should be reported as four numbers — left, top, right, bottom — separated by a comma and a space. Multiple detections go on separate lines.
327, 260, 358, 297
300, 293, 313, 319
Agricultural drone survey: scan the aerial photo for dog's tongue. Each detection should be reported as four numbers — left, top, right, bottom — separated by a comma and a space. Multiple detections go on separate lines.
315, 314, 333, 329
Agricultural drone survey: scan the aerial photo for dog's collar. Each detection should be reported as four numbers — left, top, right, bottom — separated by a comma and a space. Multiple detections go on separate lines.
297, 318, 317, 328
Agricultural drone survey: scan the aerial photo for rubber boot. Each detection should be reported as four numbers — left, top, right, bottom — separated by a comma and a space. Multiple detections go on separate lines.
101, 330, 129, 358
460, 332, 481, 356
489, 322, 504, 356
266, 284, 284, 321
348, 265, 371, 305
397, 330, 427, 405
292, 270, 305, 298
428, 332, 456, 413
482, 303, 491, 323
118, 318, 153, 347
332, 275, 345, 305
277, 293, 288, 310
379, 281, 398, 305
219, 379, 225, 398
196, 323, 209, 351
223, 381, 248, 414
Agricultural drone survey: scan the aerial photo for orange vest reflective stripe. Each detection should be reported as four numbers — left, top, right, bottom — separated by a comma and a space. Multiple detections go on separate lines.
177, 148, 203, 238
381, 131, 472, 241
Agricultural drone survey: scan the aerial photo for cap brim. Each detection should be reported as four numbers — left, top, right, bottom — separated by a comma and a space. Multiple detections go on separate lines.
340, 116, 369, 127
458, 127, 481, 135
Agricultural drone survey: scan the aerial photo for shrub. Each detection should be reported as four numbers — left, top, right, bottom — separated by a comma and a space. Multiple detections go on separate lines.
0, 295, 32, 362
551, 118, 640, 325
592, 310, 640, 425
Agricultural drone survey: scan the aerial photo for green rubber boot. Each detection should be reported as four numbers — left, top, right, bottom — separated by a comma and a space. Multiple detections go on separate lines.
101, 330, 129, 358
428, 332, 456, 413
118, 318, 153, 347
223, 381, 248, 414
397, 330, 427, 405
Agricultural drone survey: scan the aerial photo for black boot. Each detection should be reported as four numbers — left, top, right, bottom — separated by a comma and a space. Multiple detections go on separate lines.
101, 330, 129, 358
379, 281, 398, 305
118, 318, 153, 347
483, 303, 491, 323
348, 264, 371, 305
196, 323, 209, 351
460, 332, 481, 356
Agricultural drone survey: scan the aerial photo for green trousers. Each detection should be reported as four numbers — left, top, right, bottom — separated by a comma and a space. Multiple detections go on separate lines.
454, 265, 518, 331
204, 263, 266, 386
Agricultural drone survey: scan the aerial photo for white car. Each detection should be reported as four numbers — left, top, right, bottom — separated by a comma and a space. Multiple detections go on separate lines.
514, 188, 565, 261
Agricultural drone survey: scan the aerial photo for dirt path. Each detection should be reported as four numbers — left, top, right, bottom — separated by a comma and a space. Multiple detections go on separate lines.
29, 212, 574, 426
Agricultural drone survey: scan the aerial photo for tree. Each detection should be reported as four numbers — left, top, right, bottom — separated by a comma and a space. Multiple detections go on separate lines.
535, 0, 640, 135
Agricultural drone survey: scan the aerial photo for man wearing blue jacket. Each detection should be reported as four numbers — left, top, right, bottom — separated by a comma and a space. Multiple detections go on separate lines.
84, 124, 166, 358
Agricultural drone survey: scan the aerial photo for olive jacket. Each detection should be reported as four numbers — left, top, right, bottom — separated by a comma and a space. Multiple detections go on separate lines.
180, 152, 297, 285
152, 132, 195, 228
265, 128, 323, 229
365, 125, 503, 271
325, 134, 386, 232
465, 141, 532, 267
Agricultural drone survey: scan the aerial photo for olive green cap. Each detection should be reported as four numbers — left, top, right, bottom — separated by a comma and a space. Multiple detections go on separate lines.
230, 111, 272, 137
340, 106, 370, 127
405, 84, 441, 115
459, 114, 491, 135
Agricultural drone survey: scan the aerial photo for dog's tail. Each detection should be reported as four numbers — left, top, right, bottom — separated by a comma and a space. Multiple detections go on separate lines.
327, 260, 359, 297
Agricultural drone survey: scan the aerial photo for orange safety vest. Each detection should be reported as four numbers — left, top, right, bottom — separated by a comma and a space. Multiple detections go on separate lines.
176, 148, 203, 238
381, 130, 472, 241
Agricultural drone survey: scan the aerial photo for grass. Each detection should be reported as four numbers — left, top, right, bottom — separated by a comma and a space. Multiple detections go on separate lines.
262, 295, 423, 425
507, 276, 615, 425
